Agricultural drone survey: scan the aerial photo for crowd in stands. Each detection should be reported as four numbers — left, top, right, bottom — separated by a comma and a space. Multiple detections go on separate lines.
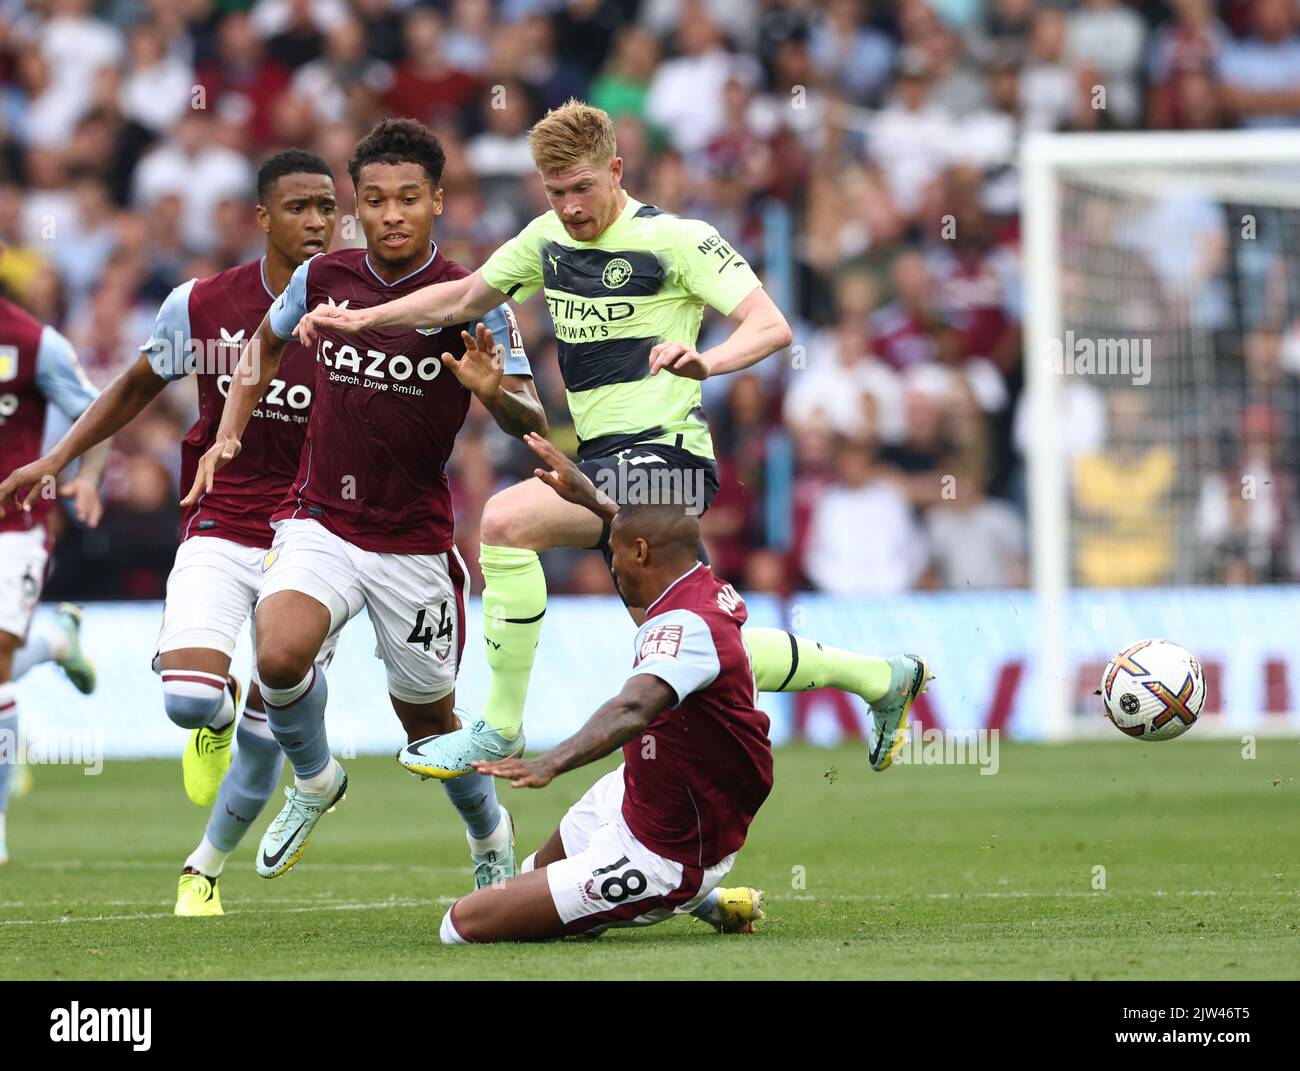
3, 0, 1300, 599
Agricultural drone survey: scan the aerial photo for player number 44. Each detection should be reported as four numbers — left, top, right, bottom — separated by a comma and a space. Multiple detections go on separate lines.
406, 602, 453, 651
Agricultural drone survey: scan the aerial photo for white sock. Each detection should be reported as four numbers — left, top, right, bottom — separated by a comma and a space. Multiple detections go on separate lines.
468, 811, 511, 853
185, 835, 229, 879
208, 685, 236, 733
440, 905, 470, 945
239, 709, 275, 740
519, 851, 537, 874
690, 888, 721, 921
295, 756, 338, 796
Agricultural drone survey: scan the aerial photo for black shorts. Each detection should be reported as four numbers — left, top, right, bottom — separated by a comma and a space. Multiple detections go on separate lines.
576, 441, 720, 563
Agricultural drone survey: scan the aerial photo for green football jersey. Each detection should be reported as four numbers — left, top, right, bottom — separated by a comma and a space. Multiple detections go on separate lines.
480, 195, 762, 460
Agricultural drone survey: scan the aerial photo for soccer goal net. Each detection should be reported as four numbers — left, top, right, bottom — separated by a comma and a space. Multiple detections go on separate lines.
1021, 131, 1300, 738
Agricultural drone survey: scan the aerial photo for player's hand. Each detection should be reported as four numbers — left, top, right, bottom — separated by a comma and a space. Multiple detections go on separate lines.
441, 322, 503, 403
180, 434, 241, 507
472, 756, 554, 788
649, 342, 710, 380
524, 432, 612, 515
293, 302, 373, 348
0, 455, 64, 519
58, 477, 104, 528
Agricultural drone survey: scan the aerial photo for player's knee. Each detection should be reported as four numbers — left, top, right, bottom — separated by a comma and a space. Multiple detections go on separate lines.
480, 493, 532, 549
256, 643, 312, 691
440, 901, 474, 945
162, 682, 226, 730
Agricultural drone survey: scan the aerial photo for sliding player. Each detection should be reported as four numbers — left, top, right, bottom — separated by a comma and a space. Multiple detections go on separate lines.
296, 100, 929, 777
445, 498, 769, 943
183, 119, 547, 887
0, 150, 340, 909
0, 295, 107, 865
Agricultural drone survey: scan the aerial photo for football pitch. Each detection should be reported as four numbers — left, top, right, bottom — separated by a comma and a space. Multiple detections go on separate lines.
2, 740, 1296, 980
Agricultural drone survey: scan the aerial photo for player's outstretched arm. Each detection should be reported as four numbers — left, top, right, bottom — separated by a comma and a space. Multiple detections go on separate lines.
294, 269, 507, 347
442, 322, 547, 438
474, 675, 675, 788
523, 431, 618, 524
0, 350, 167, 520
180, 315, 286, 507
649, 287, 792, 381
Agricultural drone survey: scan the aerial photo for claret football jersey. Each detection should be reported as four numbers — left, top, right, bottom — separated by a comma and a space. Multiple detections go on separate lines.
621, 561, 774, 868
268, 244, 530, 554
143, 257, 317, 548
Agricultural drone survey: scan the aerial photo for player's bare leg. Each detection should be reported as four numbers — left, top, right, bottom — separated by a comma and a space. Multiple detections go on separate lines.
393, 692, 516, 888
440, 867, 565, 944
252, 591, 344, 877
0, 632, 20, 864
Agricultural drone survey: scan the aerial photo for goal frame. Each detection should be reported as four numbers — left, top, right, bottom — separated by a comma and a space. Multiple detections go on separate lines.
1020, 130, 1300, 740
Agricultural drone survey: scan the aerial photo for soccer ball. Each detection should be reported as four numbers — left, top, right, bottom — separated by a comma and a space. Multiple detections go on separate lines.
1100, 639, 1206, 741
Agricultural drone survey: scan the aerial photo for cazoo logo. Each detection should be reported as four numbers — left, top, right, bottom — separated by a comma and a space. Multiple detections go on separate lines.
216, 376, 311, 409
317, 339, 443, 382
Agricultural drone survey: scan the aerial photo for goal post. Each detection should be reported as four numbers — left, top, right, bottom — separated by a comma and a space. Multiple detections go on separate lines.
1020, 130, 1300, 740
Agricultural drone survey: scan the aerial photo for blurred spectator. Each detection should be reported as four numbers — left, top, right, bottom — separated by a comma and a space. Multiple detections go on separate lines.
810, 0, 894, 104
1067, 0, 1148, 127
1219, 0, 1300, 128
803, 436, 926, 595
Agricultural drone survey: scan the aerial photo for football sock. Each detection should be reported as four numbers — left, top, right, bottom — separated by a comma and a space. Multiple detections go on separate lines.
185, 836, 229, 879
261, 667, 333, 782
208, 681, 237, 733
743, 627, 893, 701
10, 624, 60, 680
690, 888, 720, 922
203, 714, 286, 856
440, 905, 471, 945
161, 669, 228, 730
0, 691, 16, 816
479, 544, 546, 740
443, 772, 503, 840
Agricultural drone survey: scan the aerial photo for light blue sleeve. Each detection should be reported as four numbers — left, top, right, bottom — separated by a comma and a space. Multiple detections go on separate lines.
480, 302, 531, 377
268, 258, 313, 340
628, 608, 720, 705
140, 278, 196, 382
35, 326, 98, 420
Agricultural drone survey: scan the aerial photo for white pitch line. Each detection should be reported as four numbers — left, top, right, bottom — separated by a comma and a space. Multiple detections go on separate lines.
0, 897, 449, 927
771, 889, 1298, 902
23, 860, 466, 874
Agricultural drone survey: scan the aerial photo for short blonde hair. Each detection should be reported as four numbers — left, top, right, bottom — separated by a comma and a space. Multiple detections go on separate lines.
528, 99, 617, 174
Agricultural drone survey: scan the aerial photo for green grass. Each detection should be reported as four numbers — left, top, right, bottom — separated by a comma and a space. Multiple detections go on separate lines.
2, 740, 1297, 979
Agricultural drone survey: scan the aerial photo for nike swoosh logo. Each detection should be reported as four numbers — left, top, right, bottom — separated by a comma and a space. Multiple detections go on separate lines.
868, 731, 885, 766
404, 738, 435, 757
262, 822, 308, 869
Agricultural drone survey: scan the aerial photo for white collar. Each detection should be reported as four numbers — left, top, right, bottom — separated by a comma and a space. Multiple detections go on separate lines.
644, 561, 704, 616
365, 243, 437, 287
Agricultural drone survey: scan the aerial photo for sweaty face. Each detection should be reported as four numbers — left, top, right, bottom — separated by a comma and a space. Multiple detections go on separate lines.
541, 158, 622, 242
265, 173, 338, 265
355, 161, 441, 272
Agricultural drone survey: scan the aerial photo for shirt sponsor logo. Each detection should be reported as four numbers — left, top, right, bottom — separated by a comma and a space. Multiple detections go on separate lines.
317, 338, 443, 385
217, 375, 312, 410
640, 624, 684, 661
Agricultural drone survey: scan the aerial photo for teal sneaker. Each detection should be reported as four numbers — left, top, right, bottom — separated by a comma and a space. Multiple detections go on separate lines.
469, 805, 516, 889
397, 719, 524, 781
255, 763, 347, 878
867, 655, 933, 772
54, 603, 96, 695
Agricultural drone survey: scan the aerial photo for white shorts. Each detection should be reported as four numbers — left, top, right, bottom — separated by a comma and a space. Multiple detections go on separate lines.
546, 765, 736, 936
0, 527, 48, 640
255, 518, 467, 704
155, 534, 338, 673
